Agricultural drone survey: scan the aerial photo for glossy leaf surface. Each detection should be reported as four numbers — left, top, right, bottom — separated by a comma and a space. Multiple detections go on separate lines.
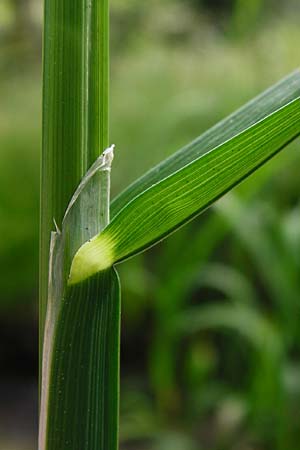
70, 97, 300, 285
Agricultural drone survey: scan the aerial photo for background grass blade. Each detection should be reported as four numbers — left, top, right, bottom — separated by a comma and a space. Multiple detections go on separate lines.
174, 303, 282, 361
69, 98, 300, 284
111, 70, 300, 218
216, 194, 300, 340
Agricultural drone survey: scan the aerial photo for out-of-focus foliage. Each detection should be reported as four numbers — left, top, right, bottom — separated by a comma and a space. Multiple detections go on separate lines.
1, 0, 300, 449
0, 74, 40, 307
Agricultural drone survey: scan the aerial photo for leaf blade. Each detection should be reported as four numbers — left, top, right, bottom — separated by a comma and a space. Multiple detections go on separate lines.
70, 97, 300, 284
111, 70, 300, 218
175, 303, 281, 356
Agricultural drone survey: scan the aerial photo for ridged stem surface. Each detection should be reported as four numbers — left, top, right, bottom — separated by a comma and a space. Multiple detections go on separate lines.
40, 0, 109, 348
39, 2, 121, 450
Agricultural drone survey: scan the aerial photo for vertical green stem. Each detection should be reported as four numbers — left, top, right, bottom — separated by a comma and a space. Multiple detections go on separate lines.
40, 1, 120, 449
40, 0, 109, 366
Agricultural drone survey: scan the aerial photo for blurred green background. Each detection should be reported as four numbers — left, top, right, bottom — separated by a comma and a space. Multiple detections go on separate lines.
1, 0, 300, 449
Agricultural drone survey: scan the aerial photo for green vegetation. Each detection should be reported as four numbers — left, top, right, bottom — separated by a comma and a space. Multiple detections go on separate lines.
39, 1, 120, 449
1, 1, 300, 450
38, 1, 300, 449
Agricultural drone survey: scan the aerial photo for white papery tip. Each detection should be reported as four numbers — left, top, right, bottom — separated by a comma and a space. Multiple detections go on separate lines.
102, 144, 115, 170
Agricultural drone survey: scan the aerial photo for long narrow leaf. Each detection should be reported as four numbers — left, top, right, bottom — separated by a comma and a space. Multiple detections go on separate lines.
69, 98, 300, 285
111, 70, 300, 217
175, 303, 281, 356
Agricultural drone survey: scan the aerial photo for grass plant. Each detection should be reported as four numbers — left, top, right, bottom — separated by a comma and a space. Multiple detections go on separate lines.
39, 1, 300, 448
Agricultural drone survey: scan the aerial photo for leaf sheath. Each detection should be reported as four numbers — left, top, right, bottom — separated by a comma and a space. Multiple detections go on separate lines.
43, 269, 120, 450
